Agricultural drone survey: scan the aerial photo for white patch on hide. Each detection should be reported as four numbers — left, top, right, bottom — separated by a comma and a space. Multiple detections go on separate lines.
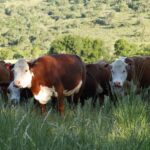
63, 80, 82, 96
34, 86, 58, 104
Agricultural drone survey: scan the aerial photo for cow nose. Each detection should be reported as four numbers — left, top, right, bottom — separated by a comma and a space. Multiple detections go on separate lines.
14, 80, 21, 88
114, 81, 121, 87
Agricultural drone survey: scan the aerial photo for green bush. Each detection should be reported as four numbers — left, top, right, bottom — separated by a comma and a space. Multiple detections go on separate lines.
114, 39, 150, 56
5, 7, 12, 16
49, 35, 106, 63
114, 39, 137, 56
0, 48, 14, 59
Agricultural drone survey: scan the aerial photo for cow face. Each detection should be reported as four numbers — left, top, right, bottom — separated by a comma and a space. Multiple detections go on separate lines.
8, 82, 20, 103
110, 59, 128, 88
13, 59, 33, 88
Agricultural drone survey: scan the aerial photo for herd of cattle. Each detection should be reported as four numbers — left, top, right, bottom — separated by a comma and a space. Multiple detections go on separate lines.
0, 54, 150, 116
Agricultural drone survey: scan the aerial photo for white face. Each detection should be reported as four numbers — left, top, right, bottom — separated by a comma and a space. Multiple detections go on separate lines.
8, 82, 20, 103
111, 59, 128, 87
13, 59, 33, 88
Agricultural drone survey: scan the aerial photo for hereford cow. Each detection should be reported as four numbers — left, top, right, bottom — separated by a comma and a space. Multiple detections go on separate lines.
0, 61, 33, 104
13, 54, 86, 115
110, 56, 150, 91
80, 61, 112, 107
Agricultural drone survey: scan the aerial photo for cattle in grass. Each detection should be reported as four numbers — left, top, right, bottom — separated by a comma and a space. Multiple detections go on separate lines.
0, 61, 33, 104
110, 56, 150, 93
80, 61, 113, 107
13, 54, 86, 115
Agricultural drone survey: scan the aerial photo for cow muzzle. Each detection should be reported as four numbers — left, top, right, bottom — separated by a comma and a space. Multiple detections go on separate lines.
14, 80, 22, 88
113, 81, 122, 88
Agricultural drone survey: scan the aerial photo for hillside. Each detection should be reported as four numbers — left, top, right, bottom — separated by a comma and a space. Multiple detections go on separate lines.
0, 0, 150, 60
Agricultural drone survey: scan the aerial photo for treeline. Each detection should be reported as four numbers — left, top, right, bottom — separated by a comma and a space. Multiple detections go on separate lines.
0, 0, 150, 60
49, 35, 150, 62
0, 34, 149, 62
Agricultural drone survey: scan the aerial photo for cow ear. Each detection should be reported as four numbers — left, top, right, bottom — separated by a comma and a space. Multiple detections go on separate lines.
102, 63, 111, 69
125, 58, 133, 70
106, 64, 112, 70
125, 58, 133, 66
104, 63, 108, 68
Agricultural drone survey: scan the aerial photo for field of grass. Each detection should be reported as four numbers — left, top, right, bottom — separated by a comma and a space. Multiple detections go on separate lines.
0, 89, 150, 150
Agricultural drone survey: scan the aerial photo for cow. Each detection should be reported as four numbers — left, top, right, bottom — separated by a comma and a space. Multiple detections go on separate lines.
0, 61, 12, 100
110, 56, 150, 93
13, 54, 86, 115
80, 61, 113, 107
0, 61, 33, 104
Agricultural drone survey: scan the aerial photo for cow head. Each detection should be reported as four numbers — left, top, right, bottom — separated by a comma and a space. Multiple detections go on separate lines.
13, 59, 33, 88
110, 57, 133, 88
8, 82, 20, 103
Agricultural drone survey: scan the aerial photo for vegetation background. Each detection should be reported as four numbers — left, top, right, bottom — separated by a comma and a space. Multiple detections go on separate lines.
0, 0, 150, 149
0, 0, 150, 61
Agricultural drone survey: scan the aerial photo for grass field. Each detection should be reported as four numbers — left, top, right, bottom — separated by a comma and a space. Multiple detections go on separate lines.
0, 89, 150, 150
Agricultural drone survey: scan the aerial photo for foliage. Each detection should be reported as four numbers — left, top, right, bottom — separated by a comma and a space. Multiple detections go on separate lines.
49, 35, 107, 63
0, 0, 150, 60
114, 39, 137, 55
0, 48, 14, 59
114, 39, 150, 56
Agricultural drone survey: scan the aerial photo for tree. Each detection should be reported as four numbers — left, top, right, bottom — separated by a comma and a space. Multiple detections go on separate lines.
49, 35, 106, 63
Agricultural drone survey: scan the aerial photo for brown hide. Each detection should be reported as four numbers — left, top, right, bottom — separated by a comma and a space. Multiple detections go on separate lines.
80, 62, 112, 107
125, 56, 150, 88
29, 54, 86, 115
0, 61, 11, 100
0, 61, 10, 83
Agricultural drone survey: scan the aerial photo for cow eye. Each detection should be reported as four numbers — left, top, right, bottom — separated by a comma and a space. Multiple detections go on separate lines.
25, 69, 28, 72
122, 70, 126, 73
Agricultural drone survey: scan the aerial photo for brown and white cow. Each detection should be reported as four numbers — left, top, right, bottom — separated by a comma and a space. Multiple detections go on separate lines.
0, 61, 33, 103
13, 54, 86, 115
80, 61, 112, 107
110, 56, 150, 91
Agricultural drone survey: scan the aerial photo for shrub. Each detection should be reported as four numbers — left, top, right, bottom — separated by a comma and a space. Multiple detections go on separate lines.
81, 12, 87, 18
13, 53, 23, 59
114, 39, 137, 56
5, 7, 12, 16
95, 18, 107, 25
49, 35, 106, 63
114, 1, 129, 12
0, 48, 14, 59
30, 46, 43, 59
114, 39, 150, 56
65, 13, 76, 19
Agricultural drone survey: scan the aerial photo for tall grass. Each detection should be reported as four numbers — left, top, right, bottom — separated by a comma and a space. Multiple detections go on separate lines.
0, 90, 150, 150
